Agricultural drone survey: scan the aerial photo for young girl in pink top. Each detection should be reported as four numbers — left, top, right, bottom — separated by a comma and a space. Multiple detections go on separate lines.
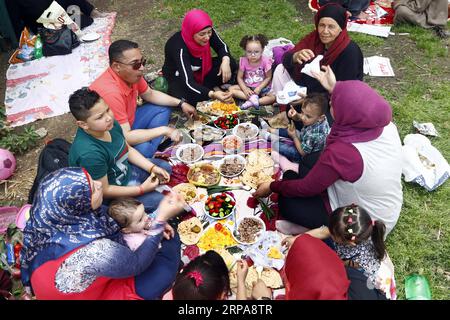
229, 34, 276, 109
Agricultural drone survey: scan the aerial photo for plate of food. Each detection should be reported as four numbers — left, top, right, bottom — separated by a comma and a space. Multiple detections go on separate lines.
219, 154, 246, 178
185, 114, 211, 130
187, 163, 221, 187
229, 265, 283, 298
197, 99, 240, 117
177, 217, 203, 245
191, 125, 226, 142
213, 114, 240, 130
232, 216, 266, 245
176, 143, 204, 164
172, 183, 197, 204
197, 222, 237, 252
204, 192, 236, 220
221, 135, 244, 154
232, 122, 259, 140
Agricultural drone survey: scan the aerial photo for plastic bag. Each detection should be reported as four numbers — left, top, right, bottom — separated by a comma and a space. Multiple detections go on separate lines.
37, 1, 81, 36
8, 27, 37, 64
402, 134, 450, 191
262, 37, 293, 60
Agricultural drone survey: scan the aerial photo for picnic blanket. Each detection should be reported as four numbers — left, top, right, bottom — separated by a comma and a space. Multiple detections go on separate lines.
4, 13, 117, 127
308, 0, 395, 25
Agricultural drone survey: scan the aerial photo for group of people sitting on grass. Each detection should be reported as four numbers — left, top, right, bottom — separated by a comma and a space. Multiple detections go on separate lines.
21, 4, 404, 300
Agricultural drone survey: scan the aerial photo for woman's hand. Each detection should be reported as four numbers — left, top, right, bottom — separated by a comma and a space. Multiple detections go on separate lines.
218, 56, 232, 83
162, 223, 175, 240
156, 192, 186, 221
281, 235, 299, 250
251, 279, 272, 300
253, 182, 272, 198
236, 260, 249, 283
311, 65, 336, 93
293, 49, 315, 64
213, 90, 234, 103
152, 166, 170, 184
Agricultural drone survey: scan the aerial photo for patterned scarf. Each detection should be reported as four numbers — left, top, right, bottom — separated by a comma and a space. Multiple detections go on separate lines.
20, 167, 122, 285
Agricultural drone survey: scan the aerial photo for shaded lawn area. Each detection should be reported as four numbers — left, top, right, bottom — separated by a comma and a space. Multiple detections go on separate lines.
146, 0, 450, 299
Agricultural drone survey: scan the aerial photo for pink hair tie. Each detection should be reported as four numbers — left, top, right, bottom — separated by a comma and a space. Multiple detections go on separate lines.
187, 271, 204, 287
371, 219, 375, 226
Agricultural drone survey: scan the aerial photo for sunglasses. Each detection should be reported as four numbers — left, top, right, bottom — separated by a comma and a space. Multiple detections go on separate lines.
116, 58, 147, 70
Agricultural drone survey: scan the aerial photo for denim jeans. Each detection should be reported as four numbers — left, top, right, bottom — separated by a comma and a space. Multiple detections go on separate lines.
127, 158, 172, 213
278, 141, 302, 163
134, 233, 181, 299
131, 103, 172, 158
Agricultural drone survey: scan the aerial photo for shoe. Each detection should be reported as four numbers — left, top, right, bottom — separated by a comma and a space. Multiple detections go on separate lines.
433, 26, 449, 39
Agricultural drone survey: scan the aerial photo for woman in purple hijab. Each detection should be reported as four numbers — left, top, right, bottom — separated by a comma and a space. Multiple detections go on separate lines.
255, 66, 403, 235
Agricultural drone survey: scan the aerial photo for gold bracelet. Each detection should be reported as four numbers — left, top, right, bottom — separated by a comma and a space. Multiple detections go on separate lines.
149, 164, 156, 174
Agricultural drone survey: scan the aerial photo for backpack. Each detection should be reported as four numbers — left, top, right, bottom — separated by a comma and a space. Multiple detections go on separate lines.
28, 139, 71, 204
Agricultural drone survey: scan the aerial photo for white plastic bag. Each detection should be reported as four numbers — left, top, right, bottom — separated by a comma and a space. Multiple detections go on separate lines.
276, 80, 307, 104
37, 1, 81, 36
263, 37, 293, 59
402, 134, 450, 191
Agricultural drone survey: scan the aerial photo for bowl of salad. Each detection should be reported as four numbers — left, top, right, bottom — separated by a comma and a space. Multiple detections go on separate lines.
204, 192, 236, 220
213, 114, 240, 130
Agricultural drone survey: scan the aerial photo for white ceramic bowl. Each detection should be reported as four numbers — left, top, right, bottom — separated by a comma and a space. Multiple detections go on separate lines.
176, 143, 204, 164
232, 216, 266, 245
203, 193, 236, 220
232, 122, 259, 140
221, 135, 244, 154
219, 154, 246, 178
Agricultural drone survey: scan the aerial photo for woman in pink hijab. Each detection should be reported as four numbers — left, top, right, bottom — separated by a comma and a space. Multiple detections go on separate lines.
254, 66, 403, 236
162, 9, 237, 106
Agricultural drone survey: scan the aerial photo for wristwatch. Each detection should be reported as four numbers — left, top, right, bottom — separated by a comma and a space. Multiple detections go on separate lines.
177, 98, 186, 108
257, 296, 272, 300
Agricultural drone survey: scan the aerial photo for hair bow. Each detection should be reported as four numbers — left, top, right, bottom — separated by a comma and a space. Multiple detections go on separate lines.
187, 271, 204, 287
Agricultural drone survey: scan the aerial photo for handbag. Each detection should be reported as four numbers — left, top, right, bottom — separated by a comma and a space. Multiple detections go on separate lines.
40, 26, 80, 57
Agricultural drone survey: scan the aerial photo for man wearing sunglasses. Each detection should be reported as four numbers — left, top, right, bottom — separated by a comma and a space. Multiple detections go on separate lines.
90, 39, 197, 158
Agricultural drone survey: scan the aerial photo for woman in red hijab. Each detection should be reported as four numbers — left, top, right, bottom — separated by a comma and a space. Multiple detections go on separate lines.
271, 3, 363, 97
255, 67, 403, 236
280, 234, 388, 300
162, 9, 237, 106
284, 234, 349, 300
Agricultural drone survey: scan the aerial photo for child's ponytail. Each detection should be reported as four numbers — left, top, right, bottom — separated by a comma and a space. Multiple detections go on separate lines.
371, 220, 386, 260
239, 34, 269, 50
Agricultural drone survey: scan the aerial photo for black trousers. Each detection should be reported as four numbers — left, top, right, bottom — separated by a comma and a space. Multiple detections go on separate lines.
167, 56, 238, 106
278, 169, 329, 229
346, 266, 388, 300
6, 0, 94, 39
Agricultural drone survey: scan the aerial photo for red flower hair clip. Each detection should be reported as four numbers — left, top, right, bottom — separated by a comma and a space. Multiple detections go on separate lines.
187, 271, 204, 287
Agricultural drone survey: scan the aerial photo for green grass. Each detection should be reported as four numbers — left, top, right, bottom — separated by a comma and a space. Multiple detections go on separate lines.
149, 0, 450, 299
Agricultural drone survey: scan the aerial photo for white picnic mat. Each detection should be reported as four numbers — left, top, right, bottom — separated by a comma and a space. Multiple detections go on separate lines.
4, 13, 117, 127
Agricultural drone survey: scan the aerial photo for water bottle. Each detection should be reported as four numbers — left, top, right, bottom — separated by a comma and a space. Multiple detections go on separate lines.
405, 274, 432, 300
34, 34, 43, 59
